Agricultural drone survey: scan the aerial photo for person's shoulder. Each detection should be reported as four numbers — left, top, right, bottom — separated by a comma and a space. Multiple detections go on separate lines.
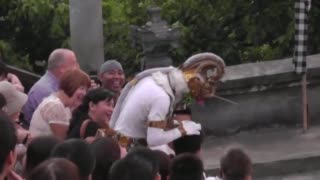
39, 95, 62, 109
138, 76, 157, 86
28, 77, 53, 94
142, 77, 168, 92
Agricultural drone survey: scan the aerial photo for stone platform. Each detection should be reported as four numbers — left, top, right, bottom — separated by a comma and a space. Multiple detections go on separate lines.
203, 125, 320, 178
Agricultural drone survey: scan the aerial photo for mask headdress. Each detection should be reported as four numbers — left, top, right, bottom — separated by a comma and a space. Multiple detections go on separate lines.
180, 53, 225, 100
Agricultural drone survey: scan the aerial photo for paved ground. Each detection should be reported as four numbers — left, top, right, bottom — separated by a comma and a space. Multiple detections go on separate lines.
202, 125, 320, 177
259, 171, 320, 180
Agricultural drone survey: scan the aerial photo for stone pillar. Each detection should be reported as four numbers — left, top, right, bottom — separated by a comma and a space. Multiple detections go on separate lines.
69, 0, 104, 74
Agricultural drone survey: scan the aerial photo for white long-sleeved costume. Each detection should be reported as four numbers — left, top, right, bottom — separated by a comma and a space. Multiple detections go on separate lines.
109, 53, 225, 147
109, 68, 201, 147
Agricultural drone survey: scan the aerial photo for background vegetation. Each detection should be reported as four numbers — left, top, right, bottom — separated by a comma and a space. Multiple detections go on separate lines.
0, 0, 319, 75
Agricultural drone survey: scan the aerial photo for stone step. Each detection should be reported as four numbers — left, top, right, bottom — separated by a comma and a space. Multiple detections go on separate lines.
202, 125, 320, 178
258, 170, 320, 180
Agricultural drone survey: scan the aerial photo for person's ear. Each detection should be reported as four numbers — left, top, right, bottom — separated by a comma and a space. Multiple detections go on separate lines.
89, 101, 96, 111
98, 73, 104, 81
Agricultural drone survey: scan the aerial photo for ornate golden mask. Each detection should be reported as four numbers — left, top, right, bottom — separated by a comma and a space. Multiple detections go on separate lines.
180, 53, 225, 99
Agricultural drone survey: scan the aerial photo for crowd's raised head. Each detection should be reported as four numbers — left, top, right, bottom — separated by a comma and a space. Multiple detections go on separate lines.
220, 148, 252, 180
47, 48, 79, 78
169, 153, 204, 180
90, 137, 121, 180
26, 158, 80, 180
0, 113, 17, 180
172, 131, 204, 156
51, 139, 95, 180
68, 88, 114, 139
25, 136, 62, 175
153, 150, 170, 180
59, 68, 91, 98
109, 156, 160, 180
98, 59, 125, 96
125, 147, 159, 173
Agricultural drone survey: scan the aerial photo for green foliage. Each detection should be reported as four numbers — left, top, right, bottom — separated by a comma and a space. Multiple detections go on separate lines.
0, 0, 319, 75
0, 0, 70, 72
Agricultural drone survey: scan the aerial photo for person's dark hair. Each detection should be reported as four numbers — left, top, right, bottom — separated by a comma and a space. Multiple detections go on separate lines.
0, 60, 8, 78
109, 154, 158, 180
169, 153, 204, 180
153, 150, 170, 180
173, 107, 191, 115
172, 131, 204, 155
0, 113, 17, 173
25, 136, 62, 175
26, 158, 80, 180
0, 93, 6, 109
51, 139, 95, 179
59, 69, 91, 97
90, 137, 121, 180
68, 88, 114, 139
220, 148, 252, 180
125, 147, 159, 176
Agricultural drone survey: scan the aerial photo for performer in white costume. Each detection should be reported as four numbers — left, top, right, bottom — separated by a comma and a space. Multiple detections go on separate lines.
108, 52, 225, 148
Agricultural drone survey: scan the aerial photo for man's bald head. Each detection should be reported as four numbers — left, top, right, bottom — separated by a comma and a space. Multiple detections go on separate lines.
47, 49, 76, 70
47, 49, 79, 79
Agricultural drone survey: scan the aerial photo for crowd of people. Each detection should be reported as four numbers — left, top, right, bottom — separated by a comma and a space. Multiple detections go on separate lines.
0, 48, 252, 180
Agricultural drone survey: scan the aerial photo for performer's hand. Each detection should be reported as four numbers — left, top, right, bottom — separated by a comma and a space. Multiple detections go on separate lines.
181, 120, 201, 135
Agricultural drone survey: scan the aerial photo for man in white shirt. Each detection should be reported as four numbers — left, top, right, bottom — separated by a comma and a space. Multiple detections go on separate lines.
109, 52, 225, 149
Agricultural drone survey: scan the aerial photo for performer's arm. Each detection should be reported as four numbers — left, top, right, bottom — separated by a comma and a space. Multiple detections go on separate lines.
146, 96, 201, 146
147, 127, 182, 147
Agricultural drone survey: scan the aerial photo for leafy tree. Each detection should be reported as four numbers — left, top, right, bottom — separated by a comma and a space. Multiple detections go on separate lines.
0, 0, 319, 76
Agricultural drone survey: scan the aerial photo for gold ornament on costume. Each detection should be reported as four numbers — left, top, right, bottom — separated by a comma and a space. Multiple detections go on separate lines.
180, 53, 225, 99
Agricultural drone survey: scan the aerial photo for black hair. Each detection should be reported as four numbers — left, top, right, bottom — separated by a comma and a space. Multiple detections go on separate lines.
153, 150, 170, 180
25, 136, 62, 175
26, 158, 81, 180
90, 137, 121, 180
172, 131, 204, 155
173, 107, 192, 115
67, 88, 114, 138
220, 148, 252, 180
51, 139, 95, 179
0, 113, 17, 173
109, 153, 158, 180
125, 147, 159, 176
169, 153, 204, 180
